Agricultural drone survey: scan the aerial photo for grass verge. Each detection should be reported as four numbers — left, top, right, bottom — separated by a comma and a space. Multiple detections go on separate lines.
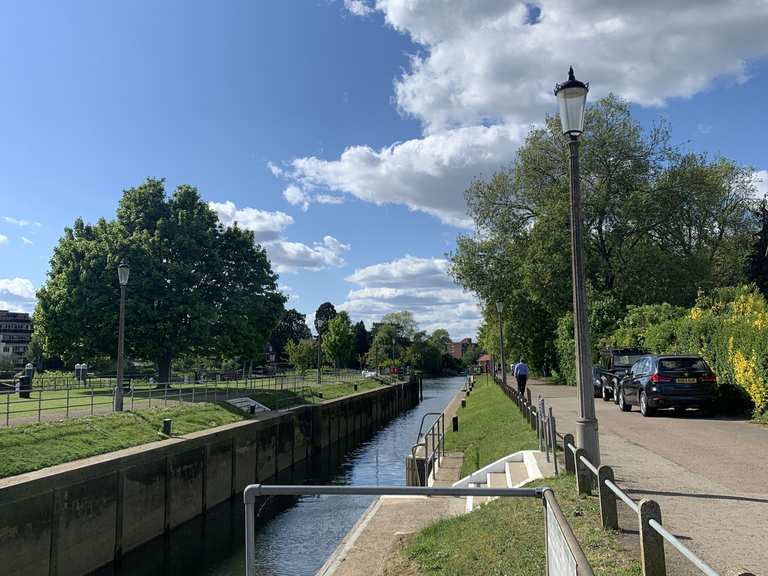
446, 374, 538, 478
402, 374, 642, 576
0, 403, 243, 479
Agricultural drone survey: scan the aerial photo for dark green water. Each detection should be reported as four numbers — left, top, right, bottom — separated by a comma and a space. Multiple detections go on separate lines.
104, 376, 464, 576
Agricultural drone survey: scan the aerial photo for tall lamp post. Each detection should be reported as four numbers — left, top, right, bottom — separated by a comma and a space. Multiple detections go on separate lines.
495, 301, 507, 386
114, 260, 130, 412
555, 67, 600, 464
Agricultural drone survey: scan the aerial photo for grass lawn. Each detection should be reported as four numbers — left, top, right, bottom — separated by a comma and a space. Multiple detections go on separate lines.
402, 374, 642, 576
446, 374, 538, 478
0, 403, 244, 479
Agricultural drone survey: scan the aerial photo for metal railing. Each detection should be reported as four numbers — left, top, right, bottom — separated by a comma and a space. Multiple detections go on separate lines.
1, 369, 392, 427
492, 374, 754, 576
410, 411, 446, 485
242, 483, 594, 576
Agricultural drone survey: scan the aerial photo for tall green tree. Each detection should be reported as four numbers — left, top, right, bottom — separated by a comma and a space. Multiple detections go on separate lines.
286, 339, 315, 375
748, 199, 768, 296
314, 302, 337, 335
270, 309, 312, 361
428, 328, 451, 353
322, 311, 354, 368
353, 320, 370, 366
34, 178, 285, 383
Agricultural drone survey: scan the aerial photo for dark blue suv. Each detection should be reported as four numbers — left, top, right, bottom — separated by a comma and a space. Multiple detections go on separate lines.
617, 354, 717, 417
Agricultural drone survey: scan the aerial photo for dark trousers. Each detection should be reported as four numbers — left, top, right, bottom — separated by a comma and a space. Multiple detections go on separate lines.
516, 374, 527, 395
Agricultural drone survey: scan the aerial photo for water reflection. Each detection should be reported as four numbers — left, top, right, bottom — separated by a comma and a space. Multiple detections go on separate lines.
108, 377, 463, 576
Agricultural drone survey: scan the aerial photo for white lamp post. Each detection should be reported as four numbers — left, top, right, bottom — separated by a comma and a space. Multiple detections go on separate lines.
555, 67, 600, 464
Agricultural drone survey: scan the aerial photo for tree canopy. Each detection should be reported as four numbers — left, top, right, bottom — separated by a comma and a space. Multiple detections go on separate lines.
314, 302, 337, 335
270, 308, 312, 361
34, 178, 285, 382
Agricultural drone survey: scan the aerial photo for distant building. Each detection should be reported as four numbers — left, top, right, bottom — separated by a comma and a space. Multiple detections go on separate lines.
478, 354, 492, 373
0, 310, 33, 368
448, 337, 475, 360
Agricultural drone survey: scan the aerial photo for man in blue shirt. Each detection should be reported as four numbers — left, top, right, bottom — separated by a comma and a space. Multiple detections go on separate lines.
513, 359, 529, 395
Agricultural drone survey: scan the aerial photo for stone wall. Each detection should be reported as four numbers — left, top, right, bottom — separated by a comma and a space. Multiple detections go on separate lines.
0, 378, 419, 576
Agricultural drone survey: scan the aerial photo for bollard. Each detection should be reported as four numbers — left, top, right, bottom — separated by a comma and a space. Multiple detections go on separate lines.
249, 405, 256, 415
563, 434, 575, 473
639, 499, 666, 576
574, 448, 591, 495
525, 388, 532, 404
598, 465, 618, 530
354, 384, 358, 392
461, 399, 466, 408
466, 389, 470, 396
162, 418, 172, 435
452, 415, 459, 432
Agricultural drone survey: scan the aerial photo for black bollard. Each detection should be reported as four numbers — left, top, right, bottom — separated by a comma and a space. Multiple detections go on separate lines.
452, 415, 459, 432
162, 419, 172, 435
354, 384, 358, 391
461, 399, 466, 408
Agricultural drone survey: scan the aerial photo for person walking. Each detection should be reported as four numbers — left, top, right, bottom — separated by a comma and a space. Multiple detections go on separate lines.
513, 359, 528, 395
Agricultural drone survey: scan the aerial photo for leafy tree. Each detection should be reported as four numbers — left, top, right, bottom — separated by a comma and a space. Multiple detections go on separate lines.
353, 321, 370, 366
367, 322, 399, 368
286, 339, 315, 375
461, 345, 480, 366
405, 332, 443, 374
34, 178, 285, 383
381, 311, 418, 341
314, 302, 337, 335
428, 328, 451, 353
748, 199, 768, 297
270, 309, 312, 361
322, 311, 354, 368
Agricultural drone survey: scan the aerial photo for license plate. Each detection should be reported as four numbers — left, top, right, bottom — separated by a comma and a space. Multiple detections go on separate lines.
677, 377, 697, 384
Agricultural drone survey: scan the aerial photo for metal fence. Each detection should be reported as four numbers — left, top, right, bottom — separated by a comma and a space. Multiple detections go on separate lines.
409, 411, 446, 485
242, 483, 594, 576
494, 374, 756, 576
0, 368, 388, 427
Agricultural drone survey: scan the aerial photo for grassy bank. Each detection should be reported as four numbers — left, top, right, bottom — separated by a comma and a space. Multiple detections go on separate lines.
446, 375, 538, 478
0, 403, 243, 479
402, 374, 642, 576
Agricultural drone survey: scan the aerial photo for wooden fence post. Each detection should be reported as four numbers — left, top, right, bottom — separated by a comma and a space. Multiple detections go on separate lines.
574, 447, 591, 495
598, 465, 618, 530
563, 433, 575, 474
639, 499, 666, 576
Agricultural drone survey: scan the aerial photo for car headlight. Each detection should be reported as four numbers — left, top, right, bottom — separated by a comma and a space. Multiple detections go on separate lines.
649, 385, 660, 393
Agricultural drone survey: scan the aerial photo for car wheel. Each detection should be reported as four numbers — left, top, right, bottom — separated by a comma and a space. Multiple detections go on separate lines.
640, 392, 654, 417
601, 385, 611, 401
700, 402, 717, 418
618, 389, 631, 412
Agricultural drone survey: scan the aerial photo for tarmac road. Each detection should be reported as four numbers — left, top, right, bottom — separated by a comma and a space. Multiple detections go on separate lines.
527, 379, 768, 576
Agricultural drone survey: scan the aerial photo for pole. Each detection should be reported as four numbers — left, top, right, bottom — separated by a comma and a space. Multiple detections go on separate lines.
115, 284, 126, 411
316, 334, 322, 387
567, 135, 600, 464
497, 308, 506, 387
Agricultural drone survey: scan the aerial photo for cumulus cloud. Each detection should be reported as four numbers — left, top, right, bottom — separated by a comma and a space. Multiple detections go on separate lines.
0, 277, 36, 313
210, 200, 351, 272
3, 216, 41, 227
339, 255, 481, 338
208, 200, 293, 242
283, 185, 310, 211
0, 234, 7, 245
344, 0, 373, 17
281, 124, 525, 227
753, 170, 768, 199
21, 237, 33, 246
273, 0, 768, 227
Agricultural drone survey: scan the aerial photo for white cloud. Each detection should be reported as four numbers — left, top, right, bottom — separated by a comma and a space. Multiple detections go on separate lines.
208, 200, 293, 242
339, 255, 481, 338
273, 0, 768, 228
21, 237, 33, 246
0, 277, 36, 313
3, 216, 41, 227
316, 194, 344, 205
344, 0, 373, 17
211, 200, 351, 272
283, 185, 310, 211
268, 236, 350, 273
282, 124, 525, 227
0, 234, 7, 245
753, 170, 768, 199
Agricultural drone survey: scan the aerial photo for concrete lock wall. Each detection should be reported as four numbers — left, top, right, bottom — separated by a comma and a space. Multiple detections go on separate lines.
0, 379, 418, 576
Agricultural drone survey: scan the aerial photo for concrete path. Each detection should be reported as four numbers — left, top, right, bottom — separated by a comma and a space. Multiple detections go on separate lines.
527, 379, 768, 575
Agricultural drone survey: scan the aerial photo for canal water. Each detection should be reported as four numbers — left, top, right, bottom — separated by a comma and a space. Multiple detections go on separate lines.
108, 376, 464, 576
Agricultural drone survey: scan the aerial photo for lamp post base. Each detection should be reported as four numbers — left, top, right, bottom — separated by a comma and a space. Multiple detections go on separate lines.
576, 417, 600, 466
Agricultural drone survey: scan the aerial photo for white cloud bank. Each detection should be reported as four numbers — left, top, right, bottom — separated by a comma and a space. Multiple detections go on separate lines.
339, 255, 481, 338
0, 233, 7, 245
208, 201, 350, 273
753, 170, 768, 199
271, 0, 768, 227
0, 277, 36, 313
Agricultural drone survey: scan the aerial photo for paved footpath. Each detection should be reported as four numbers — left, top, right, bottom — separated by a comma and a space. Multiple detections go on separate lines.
527, 379, 768, 576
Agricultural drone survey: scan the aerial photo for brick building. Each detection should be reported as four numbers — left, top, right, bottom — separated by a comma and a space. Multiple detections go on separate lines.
448, 337, 475, 360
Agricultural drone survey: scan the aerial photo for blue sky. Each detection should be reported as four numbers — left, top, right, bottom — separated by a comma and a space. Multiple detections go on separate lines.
1, 1, 767, 339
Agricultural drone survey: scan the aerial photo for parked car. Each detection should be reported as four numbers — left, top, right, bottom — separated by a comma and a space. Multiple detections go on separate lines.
597, 347, 648, 402
616, 354, 717, 417
592, 366, 602, 397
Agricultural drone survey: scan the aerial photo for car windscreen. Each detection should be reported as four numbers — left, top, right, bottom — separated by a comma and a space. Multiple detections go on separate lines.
658, 357, 709, 372
614, 354, 645, 367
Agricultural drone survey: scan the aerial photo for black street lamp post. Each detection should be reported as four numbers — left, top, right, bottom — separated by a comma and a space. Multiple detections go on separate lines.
496, 301, 506, 387
114, 260, 130, 412
555, 67, 600, 464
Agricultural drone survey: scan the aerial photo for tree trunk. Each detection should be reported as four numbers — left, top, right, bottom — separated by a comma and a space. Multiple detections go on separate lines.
157, 354, 173, 388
